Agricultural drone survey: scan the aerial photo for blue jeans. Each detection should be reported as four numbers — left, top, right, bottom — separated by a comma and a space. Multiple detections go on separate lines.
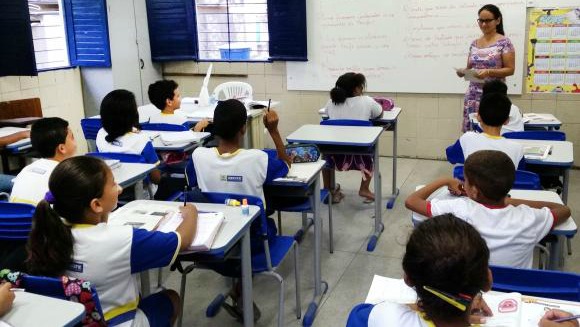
0, 174, 14, 193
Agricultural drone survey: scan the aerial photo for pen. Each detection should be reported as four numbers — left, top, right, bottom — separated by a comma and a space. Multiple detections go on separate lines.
553, 314, 580, 323
10, 288, 25, 292
267, 99, 271, 112
183, 185, 188, 206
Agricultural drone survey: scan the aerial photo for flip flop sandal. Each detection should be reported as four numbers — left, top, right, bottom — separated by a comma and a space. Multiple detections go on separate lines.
362, 197, 375, 204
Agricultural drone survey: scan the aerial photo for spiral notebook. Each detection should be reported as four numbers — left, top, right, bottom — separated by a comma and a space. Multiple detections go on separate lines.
158, 211, 225, 251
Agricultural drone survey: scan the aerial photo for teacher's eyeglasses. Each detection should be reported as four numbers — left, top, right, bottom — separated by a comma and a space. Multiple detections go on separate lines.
477, 18, 496, 24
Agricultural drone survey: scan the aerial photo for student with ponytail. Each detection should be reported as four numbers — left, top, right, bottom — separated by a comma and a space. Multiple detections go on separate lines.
27, 156, 198, 327
322, 72, 382, 203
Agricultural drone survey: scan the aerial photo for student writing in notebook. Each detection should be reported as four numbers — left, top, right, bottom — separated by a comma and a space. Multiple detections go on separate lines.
368, 214, 493, 326
322, 72, 382, 203
26, 156, 198, 327
446, 92, 524, 168
540, 310, 579, 326
147, 79, 210, 131
405, 150, 571, 269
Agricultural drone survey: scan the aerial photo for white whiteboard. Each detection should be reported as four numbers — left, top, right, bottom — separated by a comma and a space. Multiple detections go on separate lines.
287, 0, 527, 94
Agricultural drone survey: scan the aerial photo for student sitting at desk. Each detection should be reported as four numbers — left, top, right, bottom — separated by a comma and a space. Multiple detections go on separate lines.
96, 89, 184, 200
481, 80, 523, 134
26, 156, 198, 327
10, 118, 77, 205
0, 130, 30, 193
189, 99, 292, 321
147, 79, 209, 131
446, 92, 524, 168
322, 72, 382, 203
405, 150, 571, 269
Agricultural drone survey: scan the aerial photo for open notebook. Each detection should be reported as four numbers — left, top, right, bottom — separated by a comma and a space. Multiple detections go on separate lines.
366, 275, 580, 326
158, 211, 224, 251
523, 144, 552, 160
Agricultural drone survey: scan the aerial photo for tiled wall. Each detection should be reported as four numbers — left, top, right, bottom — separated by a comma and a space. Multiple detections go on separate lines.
0, 68, 88, 154
164, 61, 580, 166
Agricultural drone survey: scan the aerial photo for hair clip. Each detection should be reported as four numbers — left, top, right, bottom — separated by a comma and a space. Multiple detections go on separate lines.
44, 191, 56, 204
422, 286, 472, 312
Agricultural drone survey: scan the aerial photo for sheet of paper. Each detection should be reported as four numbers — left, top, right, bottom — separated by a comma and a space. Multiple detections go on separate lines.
365, 275, 417, 305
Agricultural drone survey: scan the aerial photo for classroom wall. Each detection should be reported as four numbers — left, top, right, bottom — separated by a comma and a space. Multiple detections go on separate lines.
0, 69, 88, 154
163, 61, 580, 166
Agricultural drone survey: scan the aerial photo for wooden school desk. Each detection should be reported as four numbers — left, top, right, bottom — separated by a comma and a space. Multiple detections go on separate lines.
319, 107, 403, 209
267, 159, 328, 326
513, 139, 574, 204
287, 125, 386, 252
1, 291, 85, 327
109, 200, 260, 327
411, 187, 577, 271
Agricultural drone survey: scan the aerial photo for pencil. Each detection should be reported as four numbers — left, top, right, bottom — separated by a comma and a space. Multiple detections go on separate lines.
183, 185, 188, 206
267, 99, 271, 112
553, 314, 580, 323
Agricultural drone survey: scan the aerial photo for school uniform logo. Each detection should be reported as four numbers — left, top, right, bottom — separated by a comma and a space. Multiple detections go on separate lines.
69, 261, 84, 273
221, 175, 243, 182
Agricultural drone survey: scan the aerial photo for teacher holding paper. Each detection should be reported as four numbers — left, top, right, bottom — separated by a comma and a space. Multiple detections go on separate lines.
456, 4, 515, 132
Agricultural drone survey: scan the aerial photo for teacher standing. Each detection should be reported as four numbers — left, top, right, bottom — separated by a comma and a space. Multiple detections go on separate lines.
457, 4, 515, 132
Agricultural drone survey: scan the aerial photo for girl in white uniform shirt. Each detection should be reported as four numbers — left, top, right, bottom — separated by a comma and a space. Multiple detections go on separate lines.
322, 72, 382, 203
26, 156, 198, 327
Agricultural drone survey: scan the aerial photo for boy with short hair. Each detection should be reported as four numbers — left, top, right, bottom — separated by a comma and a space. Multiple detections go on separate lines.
189, 99, 291, 321
405, 150, 571, 269
446, 92, 524, 168
481, 79, 524, 134
147, 79, 209, 131
10, 117, 77, 205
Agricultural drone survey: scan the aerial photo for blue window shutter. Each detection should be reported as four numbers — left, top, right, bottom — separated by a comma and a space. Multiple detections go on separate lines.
0, 0, 36, 76
146, 0, 198, 62
268, 0, 307, 61
63, 0, 111, 67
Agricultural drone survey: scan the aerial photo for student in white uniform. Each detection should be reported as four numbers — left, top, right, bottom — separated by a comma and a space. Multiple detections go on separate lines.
190, 99, 292, 321
26, 156, 198, 327
446, 92, 524, 168
406, 150, 571, 269
10, 117, 77, 205
322, 72, 383, 203
147, 80, 209, 131
368, 214, 493, 327
480, 80, 523, 134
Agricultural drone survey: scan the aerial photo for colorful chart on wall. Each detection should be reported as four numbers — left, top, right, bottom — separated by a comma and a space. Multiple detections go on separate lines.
526, 8, 580, 93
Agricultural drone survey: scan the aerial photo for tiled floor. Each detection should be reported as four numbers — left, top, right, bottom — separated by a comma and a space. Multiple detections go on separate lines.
157, 158, 580, 326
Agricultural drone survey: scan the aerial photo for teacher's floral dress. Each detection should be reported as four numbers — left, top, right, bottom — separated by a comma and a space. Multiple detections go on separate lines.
463, 37, 515, 132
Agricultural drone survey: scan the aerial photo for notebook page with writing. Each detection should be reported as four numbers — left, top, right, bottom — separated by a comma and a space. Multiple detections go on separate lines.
158, 212, 225, 251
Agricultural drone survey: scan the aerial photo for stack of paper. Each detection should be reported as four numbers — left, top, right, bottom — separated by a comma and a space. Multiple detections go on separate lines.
523, 144, 551, 160
104, 159, 121, 170
158, 211, 225, 251
108, 207, 171, 231
523, 113, 557, 122
454, 68, 484, 83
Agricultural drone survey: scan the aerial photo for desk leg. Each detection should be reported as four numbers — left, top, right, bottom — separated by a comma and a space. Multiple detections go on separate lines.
367, 141, 384, 252
386, 120, 400, 209
303, 175, 328, 327
548, 235, 564, 271
562, 169, 569, 204
242, 119, 251, 149
241, 229, 254, 327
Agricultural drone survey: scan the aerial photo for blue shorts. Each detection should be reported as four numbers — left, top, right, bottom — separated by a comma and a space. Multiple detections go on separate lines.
139, 291, 174, 327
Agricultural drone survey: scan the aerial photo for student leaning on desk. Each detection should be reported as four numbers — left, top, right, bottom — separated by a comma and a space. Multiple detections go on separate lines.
25, 156, 198, 327
0, 129, 30, 193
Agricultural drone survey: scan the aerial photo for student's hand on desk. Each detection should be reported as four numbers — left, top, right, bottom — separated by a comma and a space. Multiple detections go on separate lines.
193, 119, 210, 132
180, 204, 198, 221
468, 293, 492, 325
0, 282, 15, 317
263, 109, 280, 131
539, 310, 579, 327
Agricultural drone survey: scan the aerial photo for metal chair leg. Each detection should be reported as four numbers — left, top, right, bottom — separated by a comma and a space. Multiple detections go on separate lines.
328, 194, 333, 254
294, 242, 301, 319
567, 237, 572, 255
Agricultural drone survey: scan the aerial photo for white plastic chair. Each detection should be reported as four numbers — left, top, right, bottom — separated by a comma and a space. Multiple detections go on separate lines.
212, 82, 253, 101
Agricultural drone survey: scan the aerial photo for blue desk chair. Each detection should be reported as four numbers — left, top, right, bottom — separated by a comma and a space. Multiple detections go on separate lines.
172, 193, 301, 327
490, 265, 580, 301
139, 123, 189, 131
503, 131, 566, 141
346, 303, 374, 327
21, 274, 105, 326
453, 165, 542, 190
0, 202, 35, 241
320, 119, 373, 127
80, 118, 102, 152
